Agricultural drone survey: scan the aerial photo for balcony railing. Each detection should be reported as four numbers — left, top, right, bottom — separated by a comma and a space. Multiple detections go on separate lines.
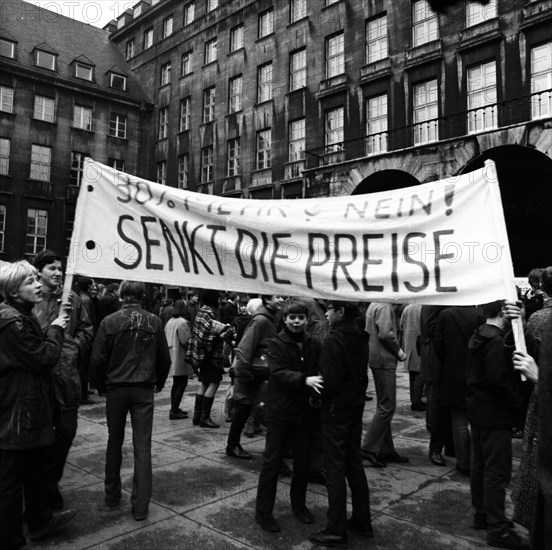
284, 160, 305, 180
318, 73, 347, 95
251, 168, 272, 187
196, 182, 214, 194
531, 89, 552, 120
222, 175, 242, 193
25, 179, 53, 197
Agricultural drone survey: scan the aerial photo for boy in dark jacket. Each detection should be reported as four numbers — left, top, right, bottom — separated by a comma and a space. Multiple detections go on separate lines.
0, 260, 75, 549
309, 300, 373, 548
466, 300, 527, 550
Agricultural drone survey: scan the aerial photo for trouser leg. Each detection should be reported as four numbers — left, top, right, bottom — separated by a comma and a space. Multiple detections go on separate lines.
105, 387, 129, 503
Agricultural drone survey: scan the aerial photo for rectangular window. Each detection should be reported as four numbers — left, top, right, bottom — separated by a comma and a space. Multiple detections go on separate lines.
531, 42, 552, 120
133, 5, 142, 18
126, 38, 135, 60
0, 38, 15, 59
73, 105, 92, 130
0, 86, 14, 113
161, 62, 171, 86
163, 16, 173, 38
259, 9, 274, 38
289, 119, 305, 162
108, 158, 125, 172
229, 75, 243, 113
110, 73, 127, 90
144, 28, 153, 49
184, 2, 195, 25
203, 87, 215, 122
205, 37, 217, 64
75, 63, 93, 81
207, 0, 218, 12
366, 14, 387, 64
157, 161, 167, 185
413, 79, 439, 144
179, 96, 191, 131
466, 0, 497, 26
0, 204, 5, 252
201, 146, 214, 182
290, 48, 307, 91
326, 32, 345, 78
0, 138, 10, 175
290, 0, 307, 22
227, 138, 241, 176
36, 50, 56, 70
30, 145, 51, 181
257, 63, 273, 103
178, 154, 189, 188
256, 129, 271, 169
230, 24, 244, 52
325, 107, 344, 152
181, 51, 193, 75
467, 61, 497, 133
158, 107, 169, 139
109, 113, 127, 138
34, 95, 55, 122
366, 94, 388, 154
70, 151, 87, 186
413, 0, 438, 47
26, 208, 48, 255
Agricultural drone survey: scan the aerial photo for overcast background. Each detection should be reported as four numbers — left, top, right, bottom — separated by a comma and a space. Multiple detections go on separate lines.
31, 1, 134, 28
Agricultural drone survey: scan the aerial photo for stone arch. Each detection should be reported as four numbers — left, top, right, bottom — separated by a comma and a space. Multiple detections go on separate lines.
351, 169, 421, 195
460, 144, 552, 276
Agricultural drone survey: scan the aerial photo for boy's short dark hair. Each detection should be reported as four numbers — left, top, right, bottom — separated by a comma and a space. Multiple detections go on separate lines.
540, 267, 552, 296
327, 300, 360, 320
480, 300, 505, 319
282, 300, 308, 318
201, 289, 220, 309
79, 276, 94, 293
119, 280, 145, 302
33, 249, 62, 272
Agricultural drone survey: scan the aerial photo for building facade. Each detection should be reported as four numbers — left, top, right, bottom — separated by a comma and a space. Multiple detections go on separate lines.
0, 0, 152, 261
109, 0, 552, 275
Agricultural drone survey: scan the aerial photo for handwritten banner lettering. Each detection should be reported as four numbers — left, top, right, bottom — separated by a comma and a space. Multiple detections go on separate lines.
67, 159, 517, 305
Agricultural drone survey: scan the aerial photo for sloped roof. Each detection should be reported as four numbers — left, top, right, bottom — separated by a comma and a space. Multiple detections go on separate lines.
0, 0, 150, 103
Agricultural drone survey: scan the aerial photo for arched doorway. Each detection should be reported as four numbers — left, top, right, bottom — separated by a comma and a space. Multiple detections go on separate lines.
351, 169, 421, 195
461, 145, 552, 276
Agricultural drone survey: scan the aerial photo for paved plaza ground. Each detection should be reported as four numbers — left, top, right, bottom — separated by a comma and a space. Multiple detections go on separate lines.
31, 369, 528, 550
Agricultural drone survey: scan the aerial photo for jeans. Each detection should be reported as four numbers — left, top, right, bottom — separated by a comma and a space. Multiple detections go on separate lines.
470, 425, 512, 536
256, 420, 310, 514
362, 368, 396, 454
105, 386, 154, 516
323, 413, 372, 535
450, 407, 470, 471
0, 447, 52, 549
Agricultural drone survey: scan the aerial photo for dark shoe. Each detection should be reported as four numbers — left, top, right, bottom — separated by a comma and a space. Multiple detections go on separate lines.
47, 485, 64, 510
28, 509, 77, 541
308, 529, 348, 548
411, 402, 427, 412
132, 507, 148, 521
226, 444, 252, 459
361, 450, 386, 468
105, 495, 121, 507
429, 451, 446, 466
474, 516, 515, 530
487, 530, 529, 549
292, 505, 314, 524
308, 472, 327, 485
255, 511, 280, 532
192, 394, 204, 426
199, 418, 220, 428
169, 409, 188, 420
348, 517, 374, 538
380, 451, 409, 464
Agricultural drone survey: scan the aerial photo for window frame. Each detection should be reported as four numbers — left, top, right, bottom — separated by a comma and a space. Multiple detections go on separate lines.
162, 15, 174, 38
290, 0, 307, 23
34, 95, 56, 123
0, 138, 10, 176
258, 9, 274, 39
0, 204, 6, 253
70, 151, 88, 186
229, 75, 243, 113
156, 160, 167, 185
288, 118, 305, 162
184, 2, 195, 25
144, 28, 154, 49
531, 41, 552, 120
25, 208, 48, 256
466, 0, 497, 27
207, 0, 218, 12
326, 32, 345, 78
203, 86, 216, 122
0, 38, 15, 59
158, 107, 169, 139
126, 38, 135, 60
467, 60, 497, 133
366, 14, 388, 64
110, 73, 127, 91
36, 50, 56, 70
181, 50, 193, 75
230, 24, 244, 52
256, 129, 272, 170
412, 0, 438, 47
205, 37, 217, 64
290, 48, 307, 91
257, 62, 273, 103
75, 62, 93, 81
366, 93, 388, 155
413, 78, 439, 144
73, 104, 93, 131
109, 112, 128, 139
160, 62, 171, 86
178, 153, 189, 188
179, 96, 191, 131
0, 86, 14, 113
227, 137, 241, 177
325, 107, 344, 152
201, 146, 214, 183
30, 144, 52, 182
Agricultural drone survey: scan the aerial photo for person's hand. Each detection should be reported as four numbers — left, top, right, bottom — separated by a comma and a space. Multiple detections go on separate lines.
306, 375, 324, 394
513, 351, 538, 383
398, 350, 407, 362
52, 313, 69, 330
503, 300, 523, 321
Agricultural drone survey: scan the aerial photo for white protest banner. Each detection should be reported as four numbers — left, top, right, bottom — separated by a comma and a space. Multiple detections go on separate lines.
66, 158, 517, 305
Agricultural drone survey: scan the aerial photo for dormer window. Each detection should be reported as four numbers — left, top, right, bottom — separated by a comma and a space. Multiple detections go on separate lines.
36, 50, 56, 70
133, 5, 142, 18
0, 38, 15, 59
110, 73, 127, 91
75, 62, 93, 81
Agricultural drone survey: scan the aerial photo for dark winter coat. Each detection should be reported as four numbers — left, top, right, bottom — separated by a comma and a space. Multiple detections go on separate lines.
96, 292, 121, 325
90, 303, 170, 393
264, 329, 321, 424
466, 323, 523, 429
320, 319, 369, 423
433, 306, 485, 408
0, 301, 64, 450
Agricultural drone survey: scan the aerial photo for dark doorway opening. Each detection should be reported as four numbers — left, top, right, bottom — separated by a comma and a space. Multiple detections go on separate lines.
351, 170, 421, 195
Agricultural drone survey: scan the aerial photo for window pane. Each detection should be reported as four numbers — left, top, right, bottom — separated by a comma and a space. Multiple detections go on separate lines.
366, 94, 388, 154
0, 86, 14, 113
467, 61, 497, 133
413, 79, 439, 144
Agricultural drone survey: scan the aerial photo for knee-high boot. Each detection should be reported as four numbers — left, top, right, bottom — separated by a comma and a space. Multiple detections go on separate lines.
199, 396, 219, 428
193, 394, 204, 426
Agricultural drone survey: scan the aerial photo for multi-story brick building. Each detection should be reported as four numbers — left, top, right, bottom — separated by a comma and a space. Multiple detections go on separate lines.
0, 0, 151, 260
108, 0, 552, 275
